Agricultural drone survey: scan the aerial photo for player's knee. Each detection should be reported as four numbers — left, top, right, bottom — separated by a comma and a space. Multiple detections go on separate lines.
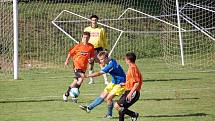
118, 108, 124, 116
106, 95, 113, 103
114, 102, 120, 111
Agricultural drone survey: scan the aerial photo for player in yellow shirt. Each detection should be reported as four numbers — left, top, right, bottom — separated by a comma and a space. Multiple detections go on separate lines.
84, 15, 109, 85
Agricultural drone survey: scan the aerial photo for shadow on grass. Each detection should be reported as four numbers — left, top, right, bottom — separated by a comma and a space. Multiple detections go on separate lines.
110, 113, 208, 119
144, 78, 200, 82
0, 98, 88, 104
0, 99, 62, 103
143, 113, 208, 117
140, 97, 199, 101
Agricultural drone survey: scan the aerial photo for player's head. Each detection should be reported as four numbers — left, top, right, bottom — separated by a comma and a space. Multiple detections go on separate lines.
97, 51, 109, 65
125, 52, 136, 64
82, 32, 90, 43
90, 15, 99, 27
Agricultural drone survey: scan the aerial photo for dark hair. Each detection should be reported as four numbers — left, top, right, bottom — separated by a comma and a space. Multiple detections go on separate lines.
90, 15, 99, 20
126, 52, 136, 63
83, 32, 90, 37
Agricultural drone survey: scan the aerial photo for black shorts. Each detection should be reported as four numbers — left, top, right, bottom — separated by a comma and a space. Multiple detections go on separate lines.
117, 90, 140, 109
74, 69, 85, 79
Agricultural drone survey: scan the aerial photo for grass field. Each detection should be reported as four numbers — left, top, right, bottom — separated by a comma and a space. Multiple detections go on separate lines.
0, 59, 215, 121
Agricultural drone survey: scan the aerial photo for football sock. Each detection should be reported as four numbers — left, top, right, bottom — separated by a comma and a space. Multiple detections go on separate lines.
107, 102, 113, 116
89, 70, 94, 82
118, 110, 125, 121
123, 108, 136, 117
65, 86, 71, 96
103, 73, 108, 83
88, 97, 104, 110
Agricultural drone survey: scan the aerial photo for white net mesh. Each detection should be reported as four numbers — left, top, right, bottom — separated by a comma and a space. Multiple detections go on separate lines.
0, 0, 215, 79
0, 1, 13, 78
162, 0, 215, 71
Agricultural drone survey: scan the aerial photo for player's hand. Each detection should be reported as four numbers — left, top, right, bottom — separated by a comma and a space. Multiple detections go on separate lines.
64, 60, 69, 66
80, 73, 85, 78
119, 83, 125, 86
88, 58, 94, 64
81, 74, 88, 78
126, 93, 132, 102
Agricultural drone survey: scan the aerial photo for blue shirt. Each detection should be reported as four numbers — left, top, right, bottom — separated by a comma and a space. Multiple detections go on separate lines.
100, 59, 126, 84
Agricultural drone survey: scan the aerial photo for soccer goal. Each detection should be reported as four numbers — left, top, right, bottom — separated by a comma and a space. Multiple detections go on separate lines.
1, 0, 215, 79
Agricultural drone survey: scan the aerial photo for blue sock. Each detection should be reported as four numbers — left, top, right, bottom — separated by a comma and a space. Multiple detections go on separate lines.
88, 97, 104, 110
107, 102, 113, 116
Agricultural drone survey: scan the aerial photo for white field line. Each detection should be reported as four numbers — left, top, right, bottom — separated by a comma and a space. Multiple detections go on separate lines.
0, 87, 213, 101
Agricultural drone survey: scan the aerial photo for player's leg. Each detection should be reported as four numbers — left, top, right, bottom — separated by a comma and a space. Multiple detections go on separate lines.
79, 91, 108, 112
88, 60, 95, 84
63, 69, 84, 102
100, 63, 109, 85
71, 75, 84, 103
63, 78, 78, 102
79, 83, 113, 112
115, 91, 140, 121
104, 93, 115, 118
104, 84, 125, 118
114, 92, 127, 121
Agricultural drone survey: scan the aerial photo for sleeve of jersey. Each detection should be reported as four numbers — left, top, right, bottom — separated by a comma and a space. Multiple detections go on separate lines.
84, 27, 88, 32
69, 45, 77, 57
101, 28, 108, 49
131, 67, 141, 83
100, 61, 113, 74
90, 47, 95, 58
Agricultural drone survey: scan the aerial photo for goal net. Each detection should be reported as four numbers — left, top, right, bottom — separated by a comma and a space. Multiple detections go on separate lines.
0, 0, 215, 79
0, 1, 13, 79
162, 1, 215, 70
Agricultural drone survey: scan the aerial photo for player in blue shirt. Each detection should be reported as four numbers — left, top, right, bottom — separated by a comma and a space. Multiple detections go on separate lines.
80, 51, 126, 118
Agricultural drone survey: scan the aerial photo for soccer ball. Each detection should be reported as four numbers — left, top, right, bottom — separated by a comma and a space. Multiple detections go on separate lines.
69, 88, 80, 98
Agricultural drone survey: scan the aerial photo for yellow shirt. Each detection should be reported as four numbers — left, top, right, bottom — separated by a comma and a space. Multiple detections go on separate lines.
84, 26, 108, 49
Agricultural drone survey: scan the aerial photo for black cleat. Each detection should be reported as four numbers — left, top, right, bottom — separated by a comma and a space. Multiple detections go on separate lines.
131, 113, 139, 121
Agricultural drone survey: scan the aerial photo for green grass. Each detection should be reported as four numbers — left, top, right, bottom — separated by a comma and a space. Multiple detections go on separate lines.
0, 59, 215, 121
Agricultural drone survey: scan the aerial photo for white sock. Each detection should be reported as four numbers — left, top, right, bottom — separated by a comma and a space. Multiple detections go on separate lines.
89, 70, 94, 82
103, 73, 108, 82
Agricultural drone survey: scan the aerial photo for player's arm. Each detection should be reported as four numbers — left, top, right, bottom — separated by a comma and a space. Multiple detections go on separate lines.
65, 53, 71, 66
85, 60, 113, 78
65, 45, 77, 65
86, 71, 104, 78
126, 68, 141, 101
88, 47, 95, 63
127, 82, 140, 101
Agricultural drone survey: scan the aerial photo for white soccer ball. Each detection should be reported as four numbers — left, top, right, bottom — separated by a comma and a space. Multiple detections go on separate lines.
69, 88, 80, 98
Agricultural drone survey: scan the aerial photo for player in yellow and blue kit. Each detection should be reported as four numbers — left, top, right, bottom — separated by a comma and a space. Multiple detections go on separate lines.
79, 51, 126, 118
84, 15, 109, 85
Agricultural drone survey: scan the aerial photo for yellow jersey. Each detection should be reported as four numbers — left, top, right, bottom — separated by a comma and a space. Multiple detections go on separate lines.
84, 26, 108, 49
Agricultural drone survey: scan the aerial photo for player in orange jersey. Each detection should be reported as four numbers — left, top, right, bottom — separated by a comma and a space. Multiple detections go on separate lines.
63, 32, 95, 102
114, 52, 143, 121
84, 15, 109, 85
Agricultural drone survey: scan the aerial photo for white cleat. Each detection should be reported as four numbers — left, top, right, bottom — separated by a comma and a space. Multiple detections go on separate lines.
88, 78, 95, 84
104, 81, 109, 85
63, 94, 68, 102
79, 105, 91, 113
131, 113, 139, 121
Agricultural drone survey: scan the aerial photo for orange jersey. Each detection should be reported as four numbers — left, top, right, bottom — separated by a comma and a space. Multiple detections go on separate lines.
125, 63, 143, 92
69, 42, 94, 71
